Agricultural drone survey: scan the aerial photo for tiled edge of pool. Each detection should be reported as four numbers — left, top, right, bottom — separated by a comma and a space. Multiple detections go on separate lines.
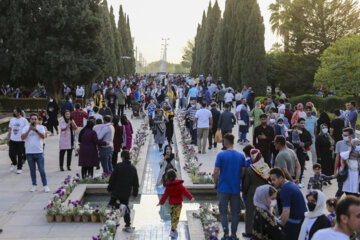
186, 210, 206, 240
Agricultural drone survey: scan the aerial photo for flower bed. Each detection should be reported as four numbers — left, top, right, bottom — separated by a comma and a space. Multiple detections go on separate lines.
176, 111, 214, 184
192, 204, 220, 240
131, 119, 149, 166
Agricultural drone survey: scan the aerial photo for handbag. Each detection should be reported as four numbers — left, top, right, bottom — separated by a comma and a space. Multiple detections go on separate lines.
238, 120, 246, 126
337, 163, 349, 182
214, 129, 222, 143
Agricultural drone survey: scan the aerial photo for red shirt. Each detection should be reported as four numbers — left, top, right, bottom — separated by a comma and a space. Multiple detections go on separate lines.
159, 180, 193, 205
70, 110, 88, 127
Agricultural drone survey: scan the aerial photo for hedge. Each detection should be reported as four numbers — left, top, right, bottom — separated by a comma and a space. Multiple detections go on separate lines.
255, 94, 359, 112
0, 97, 49, 111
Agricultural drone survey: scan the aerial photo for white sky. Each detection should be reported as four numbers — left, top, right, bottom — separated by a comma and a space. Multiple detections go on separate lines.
108, 0, 279, 64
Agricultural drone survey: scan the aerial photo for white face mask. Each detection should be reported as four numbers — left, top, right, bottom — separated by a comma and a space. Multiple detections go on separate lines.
322, 128, 328, 134
270, 200, 277, 207
278, 123, 284, 127
270, 119, 276, 124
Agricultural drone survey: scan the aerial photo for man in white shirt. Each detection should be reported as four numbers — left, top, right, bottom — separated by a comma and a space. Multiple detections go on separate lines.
224, 89, 234, 110
7, 107, 28, 174
21, 114, 49, 192
194, 102, 213, 154
312, 196, 360, 240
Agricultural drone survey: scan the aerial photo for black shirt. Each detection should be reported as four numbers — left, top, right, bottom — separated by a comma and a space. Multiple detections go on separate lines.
106, 94, 117, 106
330, 118, 344, 143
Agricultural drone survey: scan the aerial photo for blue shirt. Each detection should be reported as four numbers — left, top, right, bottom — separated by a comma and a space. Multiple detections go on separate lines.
134, 90, 140, 102
305, 115, 317, 138
280, 181, 307, 221
187, 87, 197, 98
349, 109, 358, 130
215, 150, 245, 194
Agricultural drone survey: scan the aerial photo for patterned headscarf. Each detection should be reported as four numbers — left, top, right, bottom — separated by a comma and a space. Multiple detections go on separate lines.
250, 149, 270, 181
253, 185, 273, 213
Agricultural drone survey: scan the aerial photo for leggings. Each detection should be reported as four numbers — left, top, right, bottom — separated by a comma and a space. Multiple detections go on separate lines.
112, 151, 119, 169
59, 149, 73, 168
118, 104, 125, 116
81, 167, 94, 179
48, 122, 58, 134
170, 204, 182, 231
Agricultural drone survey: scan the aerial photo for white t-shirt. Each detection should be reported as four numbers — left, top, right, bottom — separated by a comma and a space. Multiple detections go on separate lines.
224, 93, 234, 103
236, 104, 251, 114
235, 93, 243, 101
312, 228, 349, 240
195, 109, 212, 128
22, 125, 45, 154
9, 117, 28, 142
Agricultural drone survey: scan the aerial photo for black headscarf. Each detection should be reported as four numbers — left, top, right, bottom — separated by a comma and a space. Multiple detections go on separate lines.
317, 112, 330, 135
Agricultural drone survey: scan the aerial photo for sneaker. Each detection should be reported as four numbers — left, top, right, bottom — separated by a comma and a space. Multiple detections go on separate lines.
30, 185, 37, 192
298, 183, 305, 188
16, 169, 22, 174
44, 186, 50, 193
122, 226, 134, 233
230, 236, 239, 240
10, 165, 15, 172
169, 230, 177, 238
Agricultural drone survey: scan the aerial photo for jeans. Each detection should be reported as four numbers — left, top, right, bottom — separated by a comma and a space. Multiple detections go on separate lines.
189, 120, 197, 144
118, 104, 125, 116
297, 152, 306, 183
99, 147, 113, 174
221, 130, 231, 149
197, 128, 209, 153
178, 97, 187, 109
208, 128, 217, 148
218, 192, 241, 236
284, 220, 302, 239
109, 197, 131, 226
336, 180, 344, 198
9, 140, 25, 170
26, 153, 47, 186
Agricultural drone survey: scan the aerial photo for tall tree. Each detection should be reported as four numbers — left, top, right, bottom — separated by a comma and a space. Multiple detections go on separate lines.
109, 6, 124, 76
181, 40, 194, 69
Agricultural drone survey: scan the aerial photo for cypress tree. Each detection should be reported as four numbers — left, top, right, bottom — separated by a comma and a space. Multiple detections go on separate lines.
191, 24, 201, 76
126, 16, 135, 74
109, 6, 124, 76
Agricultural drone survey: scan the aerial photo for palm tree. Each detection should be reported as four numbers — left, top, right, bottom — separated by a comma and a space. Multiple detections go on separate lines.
268, 0, 291, 52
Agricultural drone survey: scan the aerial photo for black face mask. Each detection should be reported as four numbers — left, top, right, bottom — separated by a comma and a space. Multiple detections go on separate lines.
13, 113, 17, 117
307, 202, 316, 211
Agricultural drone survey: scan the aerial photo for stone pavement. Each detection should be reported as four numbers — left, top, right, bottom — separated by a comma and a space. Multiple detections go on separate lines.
0, 108, 144, 240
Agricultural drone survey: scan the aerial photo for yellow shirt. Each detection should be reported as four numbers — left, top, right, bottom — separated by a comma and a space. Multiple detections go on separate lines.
94, 94, 103, 108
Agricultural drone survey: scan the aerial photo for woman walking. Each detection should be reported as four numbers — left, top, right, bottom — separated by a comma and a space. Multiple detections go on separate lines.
315, 123, 335, 177
243, 149, 270, 238
239, 104, 250, 144
249, 101, 263, 135
47, 97, 59, 136
165, 105, 174, 144
156, 145, 177, 187
112, 115, 123, 168
251, 185, 284, 240
120, 115, 132, 150
78, 120, 107, 178
153, 109, 168, 151
291, 103, 306, 126
59, 110, 77, 171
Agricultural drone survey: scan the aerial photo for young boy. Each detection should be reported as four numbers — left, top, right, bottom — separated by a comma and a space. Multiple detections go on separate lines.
326, 198, 337, 227
157, 169, 194, 238
307, 163, 334, 191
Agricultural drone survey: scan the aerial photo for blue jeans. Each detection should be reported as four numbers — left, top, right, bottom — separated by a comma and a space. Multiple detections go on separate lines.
284, 220, 302, 239
99, 147, 113, 174
26, 153, 47, 186
189, 120, 197, 144
336, 180, 344, 198
239, 132, 247, 142
217, 192, 240, 236
178, 97, 187, 109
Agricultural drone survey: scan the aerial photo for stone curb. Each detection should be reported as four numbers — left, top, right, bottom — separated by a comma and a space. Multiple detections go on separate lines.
186, 210, 206, 240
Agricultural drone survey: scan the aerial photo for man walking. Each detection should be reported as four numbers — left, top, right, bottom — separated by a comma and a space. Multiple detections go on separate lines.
348, 101, 358, 138
213, 133, 246, 240
116, 85, 126, 116
253, 114, 275, 166
98, 115, 115, 174
7, 107, 28, 174
105, 88, 118, 116
193, 102, 213, 154
108, 150, 139, 233
270, 168, 307, 240
218, 103, 236, 150
305, 106, 318, 163
21, 114, 49, 192
183, 100, 199, 145
208, 102, 220, 150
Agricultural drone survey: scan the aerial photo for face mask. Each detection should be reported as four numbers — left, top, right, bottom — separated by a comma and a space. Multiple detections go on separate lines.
297, 130, 303, 134
166, 150, 171, 155
270, 119, 276, 124
13, 113, 17, 117
165, 99, 169, 102
322, 128, 328, 134
278, 123, 284, 127
270, 200, 277, 207
50, 99, 53, 102
307, 202, 316, 212
343, 136, 349, 141
279, 114, 284, 118
356, 146, 360, 152
191, 104, 195, 108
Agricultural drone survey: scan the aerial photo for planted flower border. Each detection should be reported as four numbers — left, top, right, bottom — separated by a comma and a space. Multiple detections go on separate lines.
176, 110, 214, 184
192, 204, 221, 240
44, 118, 149, 240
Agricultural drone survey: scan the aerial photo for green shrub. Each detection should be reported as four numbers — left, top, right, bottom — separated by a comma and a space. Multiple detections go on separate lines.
0, 97, 49, 111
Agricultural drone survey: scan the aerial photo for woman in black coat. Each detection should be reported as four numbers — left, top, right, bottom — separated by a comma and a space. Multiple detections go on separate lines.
315, 123, 335, 176
316, 112, 330, 136
298, 190, 331, 240
47, 97, 59, 135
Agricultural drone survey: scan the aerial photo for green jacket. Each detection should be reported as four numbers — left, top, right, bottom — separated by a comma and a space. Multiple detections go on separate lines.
116, 90, 126, 105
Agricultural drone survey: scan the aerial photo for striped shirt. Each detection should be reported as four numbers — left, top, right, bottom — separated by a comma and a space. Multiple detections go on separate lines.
183, 107, 199, 121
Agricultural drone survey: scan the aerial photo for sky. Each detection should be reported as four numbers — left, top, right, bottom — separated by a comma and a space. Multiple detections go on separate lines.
108, 0, 279, 64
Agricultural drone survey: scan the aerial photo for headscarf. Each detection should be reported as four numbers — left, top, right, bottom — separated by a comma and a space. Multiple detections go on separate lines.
253, 185, 273, 213
255, 101, 261, 109
317, 112, 330, 130
306, 102, 318, 116
298, 190, 326, 240
291, 103, 305, 126
250, 149, 270, 182
319, 124, 335, 146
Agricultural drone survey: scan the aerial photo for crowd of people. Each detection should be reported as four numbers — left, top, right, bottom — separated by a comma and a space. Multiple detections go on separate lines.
4, 73, 360, 239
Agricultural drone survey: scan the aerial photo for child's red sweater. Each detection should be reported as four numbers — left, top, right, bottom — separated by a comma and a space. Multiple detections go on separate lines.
159, 180, 193, 205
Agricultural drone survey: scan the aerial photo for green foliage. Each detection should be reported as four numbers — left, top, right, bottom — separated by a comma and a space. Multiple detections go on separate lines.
0, 97, 48, 111
314, 34, 360, 97
181, 40, 194, 69
142, 61, 189, 74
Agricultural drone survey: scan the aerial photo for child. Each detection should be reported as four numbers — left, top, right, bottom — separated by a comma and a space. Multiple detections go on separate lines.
291, 125, 307, 153
326, 198, 337, 227
157, 169, 194, 238
307, 163, 334, 191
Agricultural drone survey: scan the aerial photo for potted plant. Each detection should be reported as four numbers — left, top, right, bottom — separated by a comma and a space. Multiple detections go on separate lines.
82, 203, 91, 222
63, 208, 73, 222
70, 200, 82, 222
44, 202, 55, 222
99, 206, 107, 223
91, 205, 100, 223
53, 200, 63, 222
